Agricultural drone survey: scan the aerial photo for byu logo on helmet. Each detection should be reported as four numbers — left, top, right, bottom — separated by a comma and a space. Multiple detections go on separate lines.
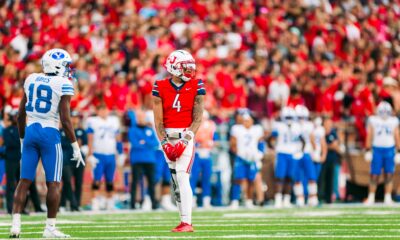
51, 52, 65, 60
42, 48, 72, 77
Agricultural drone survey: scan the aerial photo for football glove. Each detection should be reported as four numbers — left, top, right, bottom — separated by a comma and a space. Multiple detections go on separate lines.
71, 142, 85, 168
87, 155, 99, 168
312, 151, 321, 163
173, 131, 193, 159
161, 138, 177, 161
364, 150, 372, 162
173, 138, 189, 159
395, 150, 400, 165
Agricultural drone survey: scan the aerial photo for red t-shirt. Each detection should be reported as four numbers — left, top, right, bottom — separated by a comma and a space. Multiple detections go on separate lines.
152, 78, 206, 128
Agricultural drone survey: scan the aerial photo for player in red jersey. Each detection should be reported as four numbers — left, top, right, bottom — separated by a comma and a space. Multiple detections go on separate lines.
153, 50, 205, 233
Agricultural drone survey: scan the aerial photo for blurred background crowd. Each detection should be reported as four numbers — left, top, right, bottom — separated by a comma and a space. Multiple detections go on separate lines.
1, 0, 400, 212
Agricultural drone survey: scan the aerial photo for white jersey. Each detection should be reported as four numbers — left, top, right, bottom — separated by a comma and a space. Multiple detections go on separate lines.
231, 124, 264, 161
86, 116, 120, 155
272, 121, 302, 154
24, 73, 74, 129
313, 125, 325, 154
299, 121, 314, 153
368, 115, 399, 148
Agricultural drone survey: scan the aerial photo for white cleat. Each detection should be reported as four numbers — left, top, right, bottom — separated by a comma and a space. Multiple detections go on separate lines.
142, 196, 152, 211
308, 196, 319, 207
296, 197, 305, 207
91, 198, 100, 211
106, 198, 115, 211
274, 194, 282, 209
364, 198, 375, 206
245, 199, 255, 209
9, 225, 20, 238
283, 195, 292, 208
43, 227, 70, 238
229, 200, 239, 210
384, 197, 394, 205
203, 197, 212, 210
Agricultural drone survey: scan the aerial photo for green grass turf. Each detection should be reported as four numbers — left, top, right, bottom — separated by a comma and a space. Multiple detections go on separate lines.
1, 205, 400, 239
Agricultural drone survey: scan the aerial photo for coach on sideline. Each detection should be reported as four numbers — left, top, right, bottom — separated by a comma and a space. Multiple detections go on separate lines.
128, 109, 159, 210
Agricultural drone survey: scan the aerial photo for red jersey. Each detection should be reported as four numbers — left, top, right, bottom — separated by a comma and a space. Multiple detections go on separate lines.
152, 78, 206, 128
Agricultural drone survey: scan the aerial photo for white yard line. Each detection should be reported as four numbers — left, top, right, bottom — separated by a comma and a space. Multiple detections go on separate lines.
0, 218, 399, 228
1, 223, 399, 229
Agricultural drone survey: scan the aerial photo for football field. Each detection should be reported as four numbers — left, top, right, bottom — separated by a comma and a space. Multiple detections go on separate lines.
1, 205, 400, 239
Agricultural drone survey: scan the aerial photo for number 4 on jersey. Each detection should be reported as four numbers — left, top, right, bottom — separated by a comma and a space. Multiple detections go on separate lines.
173, 94, 181, 112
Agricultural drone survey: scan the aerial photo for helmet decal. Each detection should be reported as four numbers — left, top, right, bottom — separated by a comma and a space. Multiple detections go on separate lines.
51, 52, 65, 60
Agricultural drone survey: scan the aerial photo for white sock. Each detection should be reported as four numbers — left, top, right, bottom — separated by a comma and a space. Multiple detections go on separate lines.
12, 214, 21, 227
176, 171, 192, 225
294, 184, 304, 206
46, 218, 56, 229
283, 194, 291, 204
384, 193, 392, 201
368, 192, 375, 201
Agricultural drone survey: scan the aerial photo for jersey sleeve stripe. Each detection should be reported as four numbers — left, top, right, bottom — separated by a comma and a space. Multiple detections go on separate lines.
152, 90, 160, 97
197, 88, 206, 95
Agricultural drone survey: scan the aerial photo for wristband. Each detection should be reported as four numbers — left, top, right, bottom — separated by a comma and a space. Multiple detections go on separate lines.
184, 131, 194, 140
160, 138, 168, 146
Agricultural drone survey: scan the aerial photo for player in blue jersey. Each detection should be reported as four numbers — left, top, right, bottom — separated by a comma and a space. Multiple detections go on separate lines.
86, 104, 123, 211
268, 107, 304, 208
10, 49, 84, 238
365, 102, 400, 205
293, 105, 319, 207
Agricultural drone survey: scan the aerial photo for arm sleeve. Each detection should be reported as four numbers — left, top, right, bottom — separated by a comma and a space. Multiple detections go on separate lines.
61, 78, 75, 96
152, 81, 160, 97
197, 79, 206, 95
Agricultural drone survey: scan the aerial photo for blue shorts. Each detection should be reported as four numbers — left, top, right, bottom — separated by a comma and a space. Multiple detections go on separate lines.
293, 153, 317, 182
233, 156, 258, 181
371, 147, 395, 175
275, 153, 294, 179
0, 160, 5, 183
93, 153, 116, 182
21, 123, 63, 182
314, 162, 322, 179
155, 150, 170, 183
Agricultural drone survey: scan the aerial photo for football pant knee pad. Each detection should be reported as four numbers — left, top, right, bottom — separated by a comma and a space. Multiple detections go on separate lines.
92, 182, 100, 190
106, 182, 114, 192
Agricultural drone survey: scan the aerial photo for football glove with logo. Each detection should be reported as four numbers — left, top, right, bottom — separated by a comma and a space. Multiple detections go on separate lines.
173, 131, 194, 159
161, 138, 177, 161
